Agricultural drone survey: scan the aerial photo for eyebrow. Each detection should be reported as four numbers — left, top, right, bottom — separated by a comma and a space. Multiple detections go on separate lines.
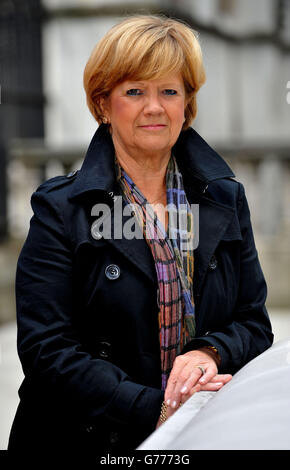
125, 81, 183, 88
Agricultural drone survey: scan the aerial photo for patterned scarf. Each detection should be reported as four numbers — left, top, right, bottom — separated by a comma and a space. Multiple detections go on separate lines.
115, 154, 195, 390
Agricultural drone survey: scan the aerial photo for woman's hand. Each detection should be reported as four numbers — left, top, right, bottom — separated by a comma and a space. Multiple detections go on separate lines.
164, 349, 230, 410
155, 371, 232, 429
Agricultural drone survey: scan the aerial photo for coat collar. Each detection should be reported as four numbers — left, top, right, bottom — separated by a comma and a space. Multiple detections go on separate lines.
68, 124, 235, 202
68, 124, 239, 295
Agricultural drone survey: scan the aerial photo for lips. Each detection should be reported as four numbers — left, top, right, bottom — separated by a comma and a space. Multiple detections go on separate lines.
139, 124, 167, 129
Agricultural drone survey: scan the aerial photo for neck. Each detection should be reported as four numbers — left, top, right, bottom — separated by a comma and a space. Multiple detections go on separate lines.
114, 142, 170, 201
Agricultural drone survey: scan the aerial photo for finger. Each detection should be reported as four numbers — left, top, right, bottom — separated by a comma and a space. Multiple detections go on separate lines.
170, 368, 202, 409
179, 366, 203, 395
164, 356, 189, 405
175, 362, 200, 393
181, 366, 232, 393
165, 403, 176, 420
199, 374, 232, 391
198, 364, 218, 385
223, 374, 232, 383
199, 381, 224, 391
209, 374, 232, 384
180, 384, 201, 404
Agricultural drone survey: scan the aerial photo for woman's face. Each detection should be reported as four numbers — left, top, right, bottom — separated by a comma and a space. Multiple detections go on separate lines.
102, 73, 187, 159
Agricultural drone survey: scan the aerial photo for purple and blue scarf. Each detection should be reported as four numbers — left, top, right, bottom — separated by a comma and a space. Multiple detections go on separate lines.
115, 154, 195, 390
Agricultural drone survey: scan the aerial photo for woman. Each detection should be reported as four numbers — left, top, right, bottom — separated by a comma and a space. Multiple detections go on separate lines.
8, 15, 273, 458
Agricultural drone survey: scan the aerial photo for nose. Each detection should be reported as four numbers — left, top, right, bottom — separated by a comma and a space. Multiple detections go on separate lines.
143, 92, 164, 115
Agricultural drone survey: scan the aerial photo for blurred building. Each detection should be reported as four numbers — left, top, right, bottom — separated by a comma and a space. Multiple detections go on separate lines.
0, 0, 290, 324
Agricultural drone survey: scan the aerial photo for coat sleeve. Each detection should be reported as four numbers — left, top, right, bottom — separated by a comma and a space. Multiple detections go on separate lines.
16, 186, 163, 433
181, 182, 274, 374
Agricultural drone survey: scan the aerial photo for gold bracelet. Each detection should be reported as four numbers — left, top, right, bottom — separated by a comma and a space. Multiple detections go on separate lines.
206, 345, 219, 355
159, 401, 167, 423
204, 346, 221, 365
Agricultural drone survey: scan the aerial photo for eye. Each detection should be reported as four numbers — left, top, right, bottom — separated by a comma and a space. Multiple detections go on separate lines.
163, 89, 177, 95
126, 89, 142, 96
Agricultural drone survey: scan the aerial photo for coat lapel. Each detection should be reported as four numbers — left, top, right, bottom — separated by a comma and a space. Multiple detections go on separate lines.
191, 197, 237, 296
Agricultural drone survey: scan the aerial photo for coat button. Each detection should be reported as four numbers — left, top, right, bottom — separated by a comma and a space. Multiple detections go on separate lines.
208, 254, 218, 270
110, 431, 120, 445
98, 341, 111, 359
105, 264, 120, 280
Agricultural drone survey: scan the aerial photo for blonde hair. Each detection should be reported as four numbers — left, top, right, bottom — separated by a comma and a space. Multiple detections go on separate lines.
83, 15, 206, 129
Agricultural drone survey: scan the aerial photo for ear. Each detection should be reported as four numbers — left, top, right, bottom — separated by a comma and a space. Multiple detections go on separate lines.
99, 96, 110, 123
184, 94, 192, 107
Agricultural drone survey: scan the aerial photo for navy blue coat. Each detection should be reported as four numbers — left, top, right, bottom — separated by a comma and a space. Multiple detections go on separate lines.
8, 124, 273, 458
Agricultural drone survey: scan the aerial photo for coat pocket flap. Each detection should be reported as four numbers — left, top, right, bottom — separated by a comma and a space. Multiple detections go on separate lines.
220, 211, 242, 241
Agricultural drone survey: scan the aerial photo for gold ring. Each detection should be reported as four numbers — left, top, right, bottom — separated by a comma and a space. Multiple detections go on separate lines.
196, 365, 206, 375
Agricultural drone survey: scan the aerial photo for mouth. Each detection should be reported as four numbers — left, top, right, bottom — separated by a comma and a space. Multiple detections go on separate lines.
139, 124, 167, 130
